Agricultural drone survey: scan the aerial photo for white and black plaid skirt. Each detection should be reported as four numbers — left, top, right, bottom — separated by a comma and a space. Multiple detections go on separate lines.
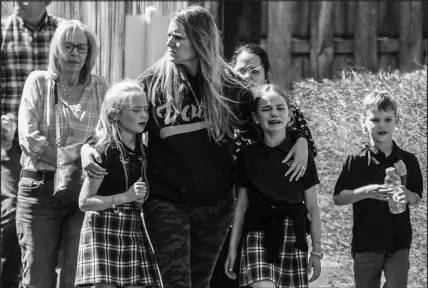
75, 203, 163, 287
240, 216, 308, 288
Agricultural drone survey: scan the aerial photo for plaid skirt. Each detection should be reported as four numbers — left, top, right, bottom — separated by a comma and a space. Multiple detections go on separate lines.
240, 216, 308, 288
75, 203, 163, 287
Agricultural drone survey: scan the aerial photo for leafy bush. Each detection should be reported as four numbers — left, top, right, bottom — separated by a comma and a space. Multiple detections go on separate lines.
291, 66, 427, 287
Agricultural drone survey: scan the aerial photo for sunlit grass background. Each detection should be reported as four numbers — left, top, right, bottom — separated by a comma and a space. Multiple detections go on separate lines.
292, 66, 427, 287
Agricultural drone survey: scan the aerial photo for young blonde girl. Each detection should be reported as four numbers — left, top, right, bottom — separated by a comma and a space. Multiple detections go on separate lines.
225, 84, 322, 288
75, 79, 163, 288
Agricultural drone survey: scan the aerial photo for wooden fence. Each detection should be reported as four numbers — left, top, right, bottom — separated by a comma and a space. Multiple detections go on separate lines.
2, 1, 426, 89
264, 1, 427, 89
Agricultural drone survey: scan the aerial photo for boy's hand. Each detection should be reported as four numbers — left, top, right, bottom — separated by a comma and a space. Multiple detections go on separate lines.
365, 184, 392, 201
390, 185, 411, 204
307, 254, 321, 282
81, 144, 107, 180
224, 250, 237, 280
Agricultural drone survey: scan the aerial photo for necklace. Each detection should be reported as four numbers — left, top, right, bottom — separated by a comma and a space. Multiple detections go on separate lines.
58, 80, 83, 99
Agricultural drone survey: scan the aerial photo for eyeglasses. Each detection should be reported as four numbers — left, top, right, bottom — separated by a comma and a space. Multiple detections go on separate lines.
64, 42, 89, 54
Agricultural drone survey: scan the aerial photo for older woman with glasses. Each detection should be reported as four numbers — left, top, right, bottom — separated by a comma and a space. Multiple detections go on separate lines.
17, 20, 108, 288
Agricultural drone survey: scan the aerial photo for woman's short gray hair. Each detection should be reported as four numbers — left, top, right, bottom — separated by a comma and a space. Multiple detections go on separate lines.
48, 19, 99, 82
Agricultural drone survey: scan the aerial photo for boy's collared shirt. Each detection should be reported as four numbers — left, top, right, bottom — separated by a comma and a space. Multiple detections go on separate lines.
334, 141, 423, 254
1, 12, 62, 118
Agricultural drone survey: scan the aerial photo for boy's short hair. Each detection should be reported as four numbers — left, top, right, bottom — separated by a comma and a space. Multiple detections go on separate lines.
363, 90, 399, 119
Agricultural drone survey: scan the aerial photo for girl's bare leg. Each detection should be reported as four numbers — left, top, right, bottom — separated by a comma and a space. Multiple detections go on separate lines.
252, 280, 277, 288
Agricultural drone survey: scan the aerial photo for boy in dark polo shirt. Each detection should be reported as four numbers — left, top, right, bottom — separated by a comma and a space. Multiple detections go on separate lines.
333, 90, 423, 288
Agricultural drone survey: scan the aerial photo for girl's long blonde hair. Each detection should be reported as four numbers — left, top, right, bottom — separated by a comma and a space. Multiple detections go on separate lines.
93, 79, 147, 188
145, 5, 249, 143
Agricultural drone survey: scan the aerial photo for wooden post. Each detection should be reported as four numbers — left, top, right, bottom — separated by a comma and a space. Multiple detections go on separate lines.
222, 1, 262, 60
311, 1, 334, 81
290, 2, 310, 83
293, 1, 310, 38
345, 1, 356, 38
377, 2, 400, 72
332, 2, 351, 77
112, 2, 126, 81
202, 1, 221, 29
354, 1, 378, 72
268, 2, 295, 90
309, 2, 320, 81
399, 2, 424, 72
334, 2, 346, 37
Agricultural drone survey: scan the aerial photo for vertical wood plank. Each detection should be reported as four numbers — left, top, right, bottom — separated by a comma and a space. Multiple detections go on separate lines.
223, 1, 262, 60
399, 2, 424, 72
292, 1, 310, 38
424, 1, 428, 65
317, 1, 334, 80
261, 1, 269, 38
99, 2, 108, 79
333, 1, 348, 78
354, 1, 378, 72
301, 55, 311, 80
424, 1, 428, 39
345, 1, 356, 38
377, 1, 387, 37
291, 57, 303, 84
109, 1, 124, 82
310, 1, 334, 80
73, 1, 81, 21
334, 2, 345, 37
309, 1, 321, 80
290, 1, 309, 86
378, 1, 399, 38
268, 1, 296, 90
203, 1, 221, 29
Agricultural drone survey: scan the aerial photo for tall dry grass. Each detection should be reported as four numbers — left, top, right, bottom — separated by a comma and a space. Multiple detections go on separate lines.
291, 66, 427, 287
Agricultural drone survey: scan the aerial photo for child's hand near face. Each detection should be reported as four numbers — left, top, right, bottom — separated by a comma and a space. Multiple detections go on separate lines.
81, 144, 108, 180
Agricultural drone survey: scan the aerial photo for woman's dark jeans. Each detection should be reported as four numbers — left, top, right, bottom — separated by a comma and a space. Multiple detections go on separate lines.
15, 175, 83, 288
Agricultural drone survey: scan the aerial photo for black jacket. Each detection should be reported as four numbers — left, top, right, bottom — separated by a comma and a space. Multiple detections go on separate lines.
138, 69, 303, 206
